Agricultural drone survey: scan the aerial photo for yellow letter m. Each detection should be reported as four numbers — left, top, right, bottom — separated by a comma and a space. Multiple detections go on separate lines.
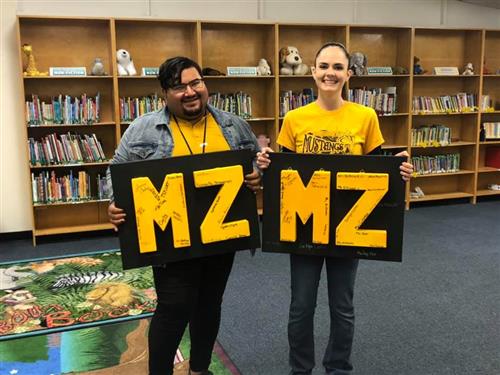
280, 170, 331, 245
131, 174, 191, 253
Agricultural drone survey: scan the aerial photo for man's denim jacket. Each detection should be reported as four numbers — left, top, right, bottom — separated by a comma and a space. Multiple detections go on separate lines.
106, 104, 260, 201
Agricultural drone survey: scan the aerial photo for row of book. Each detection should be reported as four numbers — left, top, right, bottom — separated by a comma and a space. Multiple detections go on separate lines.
26, 94, 100, 126
31, 171, 110, 204
411, 125, 452, 147
279, 89, 315, 116
482, 122, 500, 140
120, 94, 166, 122
411, 153, 460, 175
347, 86, 397, 115
28, 132, 106, 166
412, 93, 477, 114
208, 92, 252, 119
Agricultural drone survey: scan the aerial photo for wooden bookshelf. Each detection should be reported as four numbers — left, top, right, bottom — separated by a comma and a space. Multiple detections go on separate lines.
17, 16, 499, 243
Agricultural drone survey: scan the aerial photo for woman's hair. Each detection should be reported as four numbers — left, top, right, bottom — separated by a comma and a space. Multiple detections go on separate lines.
314, 42, 350, 65
157, 56, 203, 90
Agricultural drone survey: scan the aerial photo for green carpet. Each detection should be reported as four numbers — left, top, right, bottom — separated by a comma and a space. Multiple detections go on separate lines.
0, 250, 240, 374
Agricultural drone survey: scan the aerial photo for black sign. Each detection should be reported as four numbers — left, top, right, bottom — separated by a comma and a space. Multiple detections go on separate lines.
111, 150, 260, 269
262, 153, 405, 262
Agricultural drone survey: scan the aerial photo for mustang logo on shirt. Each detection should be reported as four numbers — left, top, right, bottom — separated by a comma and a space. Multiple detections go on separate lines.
302, 132, 354, 154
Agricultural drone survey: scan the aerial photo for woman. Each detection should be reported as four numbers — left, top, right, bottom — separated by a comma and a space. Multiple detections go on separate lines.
257, 42, 413, 375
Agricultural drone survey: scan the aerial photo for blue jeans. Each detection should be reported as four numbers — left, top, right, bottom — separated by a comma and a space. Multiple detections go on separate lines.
288, 254, 359, 375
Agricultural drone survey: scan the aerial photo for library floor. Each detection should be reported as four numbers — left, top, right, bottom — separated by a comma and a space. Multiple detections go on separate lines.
1, 200, 499, 375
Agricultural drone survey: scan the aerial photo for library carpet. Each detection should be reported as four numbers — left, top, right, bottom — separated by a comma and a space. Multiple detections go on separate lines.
0, 250, 240, 375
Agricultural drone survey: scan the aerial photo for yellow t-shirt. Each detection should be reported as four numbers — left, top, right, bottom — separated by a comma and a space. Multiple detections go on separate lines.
277, 101, 384, 155
171, 113, 230, 156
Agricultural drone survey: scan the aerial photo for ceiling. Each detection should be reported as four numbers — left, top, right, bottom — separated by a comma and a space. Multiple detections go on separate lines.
458, 0, 500, 9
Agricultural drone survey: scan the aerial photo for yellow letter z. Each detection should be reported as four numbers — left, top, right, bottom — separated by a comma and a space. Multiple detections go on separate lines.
336, 172, 388, 248
193, 165, 250, 244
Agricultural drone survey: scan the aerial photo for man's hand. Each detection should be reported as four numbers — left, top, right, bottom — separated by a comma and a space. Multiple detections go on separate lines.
108, 202, 126, 232
395, 150, 414, 182
244, 168, 261, 192
256, 146, 274, 170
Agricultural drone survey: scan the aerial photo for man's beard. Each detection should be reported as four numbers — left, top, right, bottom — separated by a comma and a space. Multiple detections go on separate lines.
182, 95, 204, 119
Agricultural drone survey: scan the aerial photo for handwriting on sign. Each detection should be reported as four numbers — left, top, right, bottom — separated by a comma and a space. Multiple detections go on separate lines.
131, 165, 250, 254
279, 171, 389, 248
280, 170, 331, 244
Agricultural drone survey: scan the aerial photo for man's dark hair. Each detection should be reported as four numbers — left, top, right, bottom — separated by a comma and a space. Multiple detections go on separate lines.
157, 56, 203, 90
314, 42, 350, 65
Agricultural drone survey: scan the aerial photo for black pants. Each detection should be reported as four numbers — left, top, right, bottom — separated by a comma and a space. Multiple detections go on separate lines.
148, 252, 235, 375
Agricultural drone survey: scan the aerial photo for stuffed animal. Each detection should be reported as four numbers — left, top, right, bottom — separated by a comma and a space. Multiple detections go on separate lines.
349, 52, 367, 76
257, 58, 272, 76
413, 56, 426, 75
91, 57, 106, 76
462, 62, 474, 76
116, 49, 137, 76
202, 67, 225, 76
279, 47, 310, 75
393, 66, 408, 75
22, 44, 48, 76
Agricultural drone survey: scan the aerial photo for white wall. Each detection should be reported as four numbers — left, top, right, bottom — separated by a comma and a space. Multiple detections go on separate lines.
1, 0, 499, 233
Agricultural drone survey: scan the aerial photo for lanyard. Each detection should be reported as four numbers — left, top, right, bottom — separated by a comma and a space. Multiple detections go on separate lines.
172, 112, 208, 155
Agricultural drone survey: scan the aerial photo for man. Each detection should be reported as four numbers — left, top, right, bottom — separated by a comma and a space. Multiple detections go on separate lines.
107, 56, 261, 375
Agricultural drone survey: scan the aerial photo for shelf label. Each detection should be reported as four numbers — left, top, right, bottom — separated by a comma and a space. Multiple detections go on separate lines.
227, 66, 258, 76
367, 67, 393, 75
141, 67, 159, 76
49, 67, 87, 76
433, 67, 459, 76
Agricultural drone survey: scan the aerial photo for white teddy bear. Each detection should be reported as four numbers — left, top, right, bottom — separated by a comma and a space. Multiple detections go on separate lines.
116, 49, 137, 76
462, 62, 474, 76
257, 58, 272, 76
279, 46, 310, 76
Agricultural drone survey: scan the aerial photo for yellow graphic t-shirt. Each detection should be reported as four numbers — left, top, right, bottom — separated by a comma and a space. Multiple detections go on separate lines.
171, 113, 230, 156
277, 101, 384, 155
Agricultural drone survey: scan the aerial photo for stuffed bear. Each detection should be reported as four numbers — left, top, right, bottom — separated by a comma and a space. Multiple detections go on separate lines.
462, 62, 474, 76
349, 52, 367, 76
91, 57, 106, 76
279, 47, 309, 75
116, 49, 137, 76
413, 56, 426, 75
257, 58, 272, 76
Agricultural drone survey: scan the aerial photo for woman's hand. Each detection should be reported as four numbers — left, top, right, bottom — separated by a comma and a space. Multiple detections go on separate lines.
108, 202, 126, 231
395, 151, 414, 182
256, 147, 274, 170
244, 168, 262, 192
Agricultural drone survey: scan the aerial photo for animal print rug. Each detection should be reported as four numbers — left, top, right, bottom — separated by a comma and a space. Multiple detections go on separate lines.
0, 250, 241, 374
0, 250, 155, 340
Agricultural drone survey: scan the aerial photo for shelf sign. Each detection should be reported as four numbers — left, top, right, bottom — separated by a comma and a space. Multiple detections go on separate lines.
49, 67, 87, 76
433, 67, 459, 76
227, 66, 258, 76
262, 153, 406, 262
367, 67, 393, 75
110, 150, 260, 269
141, 67, 159, 76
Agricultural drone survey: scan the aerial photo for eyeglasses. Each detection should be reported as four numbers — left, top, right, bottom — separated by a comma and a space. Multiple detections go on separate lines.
170, 78, 205, 93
